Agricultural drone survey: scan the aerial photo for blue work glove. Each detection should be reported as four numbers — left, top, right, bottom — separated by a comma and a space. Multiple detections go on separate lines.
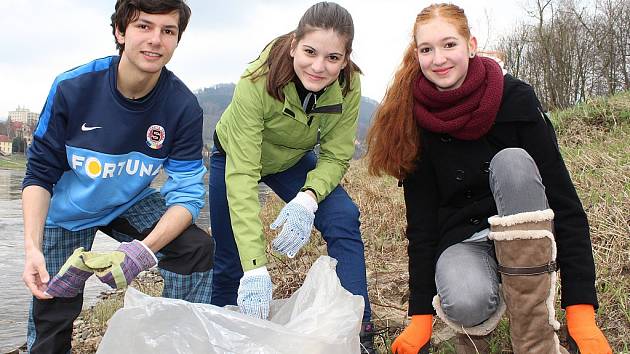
81, 240, 157, 289
237, 266, 273, 319
271, 191, 318, 258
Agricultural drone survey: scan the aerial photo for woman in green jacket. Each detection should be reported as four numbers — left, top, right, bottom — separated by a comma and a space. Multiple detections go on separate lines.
209, 2, 374, 352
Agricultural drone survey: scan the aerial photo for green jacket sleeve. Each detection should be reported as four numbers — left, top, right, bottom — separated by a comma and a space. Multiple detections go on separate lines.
218, 76, 268, 271
302, 74, 361, 201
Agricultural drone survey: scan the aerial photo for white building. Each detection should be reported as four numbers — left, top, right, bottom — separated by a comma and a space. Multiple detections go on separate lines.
8, 106, 39, 126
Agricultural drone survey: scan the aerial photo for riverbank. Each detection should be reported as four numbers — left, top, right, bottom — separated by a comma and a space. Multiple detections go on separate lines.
70, 269, 164, 353
0, 154, 26, 170
26, 91, 630, 353
4, 269, 162, 354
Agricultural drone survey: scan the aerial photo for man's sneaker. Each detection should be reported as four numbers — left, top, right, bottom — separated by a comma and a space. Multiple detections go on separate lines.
360, 321, 376, 354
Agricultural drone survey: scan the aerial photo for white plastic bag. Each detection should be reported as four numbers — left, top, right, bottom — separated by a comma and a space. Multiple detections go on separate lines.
96, 256, 364, 354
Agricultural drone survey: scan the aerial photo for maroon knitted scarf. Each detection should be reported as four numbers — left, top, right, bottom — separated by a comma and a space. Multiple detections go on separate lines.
413, 56, 504, 140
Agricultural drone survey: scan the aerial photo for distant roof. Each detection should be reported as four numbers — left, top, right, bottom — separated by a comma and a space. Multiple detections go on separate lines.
0, 135, 12, 142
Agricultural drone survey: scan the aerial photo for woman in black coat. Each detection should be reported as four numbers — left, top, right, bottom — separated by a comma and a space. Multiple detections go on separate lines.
366, 3, 611, 354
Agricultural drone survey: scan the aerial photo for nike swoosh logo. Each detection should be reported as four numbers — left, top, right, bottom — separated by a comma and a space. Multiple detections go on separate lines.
81, 123, 102, 131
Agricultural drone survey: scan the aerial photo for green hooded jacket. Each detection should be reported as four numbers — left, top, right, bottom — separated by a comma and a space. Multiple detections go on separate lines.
215, 50, 361, 271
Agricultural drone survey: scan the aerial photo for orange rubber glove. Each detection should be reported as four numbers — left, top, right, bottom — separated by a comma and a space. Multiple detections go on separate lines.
391, 314, 433, 354
566, 304, 612, 354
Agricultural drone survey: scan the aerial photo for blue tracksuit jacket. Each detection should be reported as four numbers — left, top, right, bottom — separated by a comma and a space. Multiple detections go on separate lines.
23, 56, 206, 230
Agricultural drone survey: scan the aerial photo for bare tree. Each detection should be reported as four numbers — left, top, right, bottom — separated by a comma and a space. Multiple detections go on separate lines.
494, 0, 629, 109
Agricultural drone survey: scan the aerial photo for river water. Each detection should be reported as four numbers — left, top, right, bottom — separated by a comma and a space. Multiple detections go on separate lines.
0, 168, 213, 353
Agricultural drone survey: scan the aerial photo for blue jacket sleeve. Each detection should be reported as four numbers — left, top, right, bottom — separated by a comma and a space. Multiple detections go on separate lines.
23, 79, 71, 194
160, 102, 206, 221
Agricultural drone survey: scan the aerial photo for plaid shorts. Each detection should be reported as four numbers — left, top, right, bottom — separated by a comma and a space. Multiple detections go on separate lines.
28, 192, 213, 352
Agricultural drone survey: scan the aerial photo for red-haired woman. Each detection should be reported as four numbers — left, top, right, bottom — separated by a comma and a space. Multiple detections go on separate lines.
367, 3, 611, 354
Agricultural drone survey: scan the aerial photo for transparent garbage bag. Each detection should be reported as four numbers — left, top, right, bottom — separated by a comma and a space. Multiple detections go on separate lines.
97, 256, 364, 354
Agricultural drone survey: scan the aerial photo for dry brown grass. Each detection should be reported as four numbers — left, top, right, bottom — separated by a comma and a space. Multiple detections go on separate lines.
553, 96, 630, 351
260, 157, 412, 352
75, 92, 629, 353
263, 91, 630, 353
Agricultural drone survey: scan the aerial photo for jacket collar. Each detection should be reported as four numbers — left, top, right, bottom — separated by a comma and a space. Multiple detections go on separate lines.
282, 79, 344, 116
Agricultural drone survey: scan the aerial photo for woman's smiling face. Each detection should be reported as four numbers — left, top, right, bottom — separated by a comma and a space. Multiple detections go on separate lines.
415, 17, 477, 91
290, 28, 348, 92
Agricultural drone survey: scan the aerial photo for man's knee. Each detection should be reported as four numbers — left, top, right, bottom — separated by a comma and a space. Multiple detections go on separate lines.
183, 226, 214, 272
158, 225, 214, 274
194, 229, 214, 258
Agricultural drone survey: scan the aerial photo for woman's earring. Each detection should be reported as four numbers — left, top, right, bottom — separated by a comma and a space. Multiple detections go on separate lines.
470, 52, 475, 58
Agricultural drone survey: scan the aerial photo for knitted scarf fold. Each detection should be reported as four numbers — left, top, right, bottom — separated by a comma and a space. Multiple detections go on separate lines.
413, 56, 504, 140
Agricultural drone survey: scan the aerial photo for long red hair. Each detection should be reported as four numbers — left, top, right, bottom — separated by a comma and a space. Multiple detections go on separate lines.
366, 4, 471, 179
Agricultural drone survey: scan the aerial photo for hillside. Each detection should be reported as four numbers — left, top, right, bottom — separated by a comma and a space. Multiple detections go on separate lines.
195, 83, 378, 154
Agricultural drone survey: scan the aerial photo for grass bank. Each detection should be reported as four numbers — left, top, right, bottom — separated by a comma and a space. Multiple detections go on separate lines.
0, 154, 26, 170
73, 91, 629, 353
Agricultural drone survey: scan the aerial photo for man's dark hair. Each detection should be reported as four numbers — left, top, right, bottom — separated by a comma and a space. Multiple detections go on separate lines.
111, 0, 192, 54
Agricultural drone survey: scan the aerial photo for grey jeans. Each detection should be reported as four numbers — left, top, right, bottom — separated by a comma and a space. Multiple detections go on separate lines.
435, 148, 549, 327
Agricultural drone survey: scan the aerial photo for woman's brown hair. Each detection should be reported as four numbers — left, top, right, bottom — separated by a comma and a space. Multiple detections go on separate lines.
247, 2, 361, 101
366, 3, 471, 179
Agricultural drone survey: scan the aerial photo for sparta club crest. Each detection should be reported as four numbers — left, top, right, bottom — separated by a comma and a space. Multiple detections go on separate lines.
146, 125, 166, 149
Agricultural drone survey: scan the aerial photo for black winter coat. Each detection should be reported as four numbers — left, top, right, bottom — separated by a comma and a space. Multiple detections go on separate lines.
404, 74, 598, 315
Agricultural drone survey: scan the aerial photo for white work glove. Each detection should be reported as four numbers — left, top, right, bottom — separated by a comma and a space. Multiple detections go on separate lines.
271, 191, 318, 258
237, 266, 273, 319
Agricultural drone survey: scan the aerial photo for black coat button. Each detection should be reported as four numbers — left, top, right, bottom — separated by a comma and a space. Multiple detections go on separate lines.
465, 190, 473, 199
470, 218, 480, 225
440, 135, 452, 143
455, 169, 465, 181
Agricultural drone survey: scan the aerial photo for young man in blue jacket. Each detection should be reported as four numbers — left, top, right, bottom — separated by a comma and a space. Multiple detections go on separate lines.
21, 1, 213, 352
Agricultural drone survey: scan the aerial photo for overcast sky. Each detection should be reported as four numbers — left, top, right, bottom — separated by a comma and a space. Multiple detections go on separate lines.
0, 0, 532, 119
